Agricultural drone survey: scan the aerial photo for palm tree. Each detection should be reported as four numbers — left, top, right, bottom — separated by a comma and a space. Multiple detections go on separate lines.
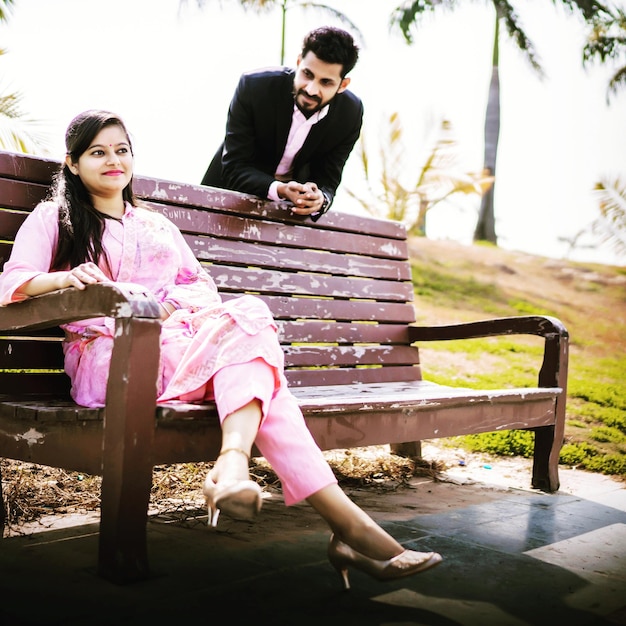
0, 0, 51, 154
345, 113, 493, 237
181, 0, 363, 63
390, 1, 608, 245
583, 3, 626, 102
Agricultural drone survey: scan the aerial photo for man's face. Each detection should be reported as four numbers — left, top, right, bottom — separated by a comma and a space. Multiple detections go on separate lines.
293, 51, 351, 117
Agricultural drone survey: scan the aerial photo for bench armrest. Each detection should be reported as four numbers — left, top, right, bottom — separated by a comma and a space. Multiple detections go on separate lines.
0, 282, 160, 332
408, 315, 567, 343
0, 282, 162, 582
408, 315, 569, 391
409, 315, 569, 493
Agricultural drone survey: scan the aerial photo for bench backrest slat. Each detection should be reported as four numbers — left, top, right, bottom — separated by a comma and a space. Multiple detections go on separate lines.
150, 203, 408, 259
284, 345, 421, 367
189, 236, 410, 280
277, 321, 414, 344
133, 175, 407, 239
0, 178, 48, 213
0, 336, 64, 368
287, 365, 421, 387
0, 206, 33, 240
209, 265, 414, 301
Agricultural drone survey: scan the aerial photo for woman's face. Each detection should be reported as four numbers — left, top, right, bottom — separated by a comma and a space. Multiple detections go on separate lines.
65, 124, 133, 202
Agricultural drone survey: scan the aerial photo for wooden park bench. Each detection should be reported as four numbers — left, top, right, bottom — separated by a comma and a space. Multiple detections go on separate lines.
0, 150, 569, 583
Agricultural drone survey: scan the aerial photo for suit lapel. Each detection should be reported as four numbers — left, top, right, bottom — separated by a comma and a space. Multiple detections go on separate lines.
275, 72, 296, 159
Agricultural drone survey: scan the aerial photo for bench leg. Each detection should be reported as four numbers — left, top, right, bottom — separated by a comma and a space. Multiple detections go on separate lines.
532, 324, 567, 493
390, 441, 422, 458
531, 425, 561, 492
0, 462, 5, 537
97, 317, 160, 584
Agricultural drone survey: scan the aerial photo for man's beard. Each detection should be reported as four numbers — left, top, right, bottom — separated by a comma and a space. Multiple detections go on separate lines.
294, 88, 323, 117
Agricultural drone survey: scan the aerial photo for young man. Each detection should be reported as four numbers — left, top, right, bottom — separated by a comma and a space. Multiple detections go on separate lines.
201, 26, 362, 220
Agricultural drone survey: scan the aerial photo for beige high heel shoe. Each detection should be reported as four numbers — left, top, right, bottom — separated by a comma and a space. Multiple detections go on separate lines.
202, 448, 262, 527
327, 533, 442, 591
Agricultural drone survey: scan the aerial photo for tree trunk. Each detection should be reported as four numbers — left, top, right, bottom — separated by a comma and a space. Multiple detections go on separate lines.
411, 197, 429, 237
474, 13, 501, 244
280, 0, 287, 64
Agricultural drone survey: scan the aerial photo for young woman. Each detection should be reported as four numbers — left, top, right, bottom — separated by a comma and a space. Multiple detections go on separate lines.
0, 110, 442, 590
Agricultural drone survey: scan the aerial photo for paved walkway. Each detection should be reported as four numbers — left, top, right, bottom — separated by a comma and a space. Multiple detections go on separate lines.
0, 466, 625, 626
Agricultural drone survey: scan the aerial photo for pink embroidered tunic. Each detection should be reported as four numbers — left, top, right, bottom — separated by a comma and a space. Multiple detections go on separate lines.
0, 201, 284, 408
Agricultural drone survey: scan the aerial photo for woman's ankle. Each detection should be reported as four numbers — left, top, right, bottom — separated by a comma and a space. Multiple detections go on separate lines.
212, 448, 251, 483
340, 524, 404, 561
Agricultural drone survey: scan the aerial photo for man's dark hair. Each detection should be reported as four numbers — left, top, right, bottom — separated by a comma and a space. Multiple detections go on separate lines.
301, 26, 359, 78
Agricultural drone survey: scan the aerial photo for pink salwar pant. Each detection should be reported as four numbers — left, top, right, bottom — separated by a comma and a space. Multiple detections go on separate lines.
212, 357, 337, 506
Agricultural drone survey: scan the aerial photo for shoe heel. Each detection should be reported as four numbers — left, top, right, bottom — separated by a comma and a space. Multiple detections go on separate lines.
203, 470, 261, 526
204, 474, 220, 528
331, 563, 351, 591
327, 534, 351, 591
207, 503, 220, 528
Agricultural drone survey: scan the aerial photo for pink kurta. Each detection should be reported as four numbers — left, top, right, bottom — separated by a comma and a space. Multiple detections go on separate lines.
0, 201, 283, 407
0, 201, 337, 504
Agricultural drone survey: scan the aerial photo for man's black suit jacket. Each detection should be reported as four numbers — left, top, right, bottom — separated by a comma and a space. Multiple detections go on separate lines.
201, 67, 364, 217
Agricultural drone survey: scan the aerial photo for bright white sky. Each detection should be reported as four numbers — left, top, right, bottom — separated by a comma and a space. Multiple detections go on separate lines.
2, 0, 625, 266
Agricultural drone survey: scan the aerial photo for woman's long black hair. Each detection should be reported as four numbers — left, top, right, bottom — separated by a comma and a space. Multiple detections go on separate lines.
50, 110, 139, 274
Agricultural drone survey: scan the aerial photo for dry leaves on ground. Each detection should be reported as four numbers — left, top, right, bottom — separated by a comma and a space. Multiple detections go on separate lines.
1, 446, 446, 535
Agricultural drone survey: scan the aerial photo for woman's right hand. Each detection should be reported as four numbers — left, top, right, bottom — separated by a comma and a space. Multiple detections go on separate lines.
63, 262, 109, 290
19, 262, 109, 297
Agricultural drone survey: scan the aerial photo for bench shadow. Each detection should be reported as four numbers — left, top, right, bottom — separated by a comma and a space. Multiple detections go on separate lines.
1, 487, 624, 625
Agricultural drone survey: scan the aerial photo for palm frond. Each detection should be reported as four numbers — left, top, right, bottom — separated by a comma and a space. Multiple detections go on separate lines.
582, 6, 626, 101
493, 0, 544, 75
0, 93, 53, 155
555, 0, 610, 22
590, 177, 626, 257
0, 0, 15, 22
608, 65, 626, 96
389, 0, 459, 44
296, 3, 365, 43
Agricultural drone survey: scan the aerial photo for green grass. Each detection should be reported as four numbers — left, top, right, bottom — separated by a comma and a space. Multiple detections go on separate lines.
408, 246, 626, 478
